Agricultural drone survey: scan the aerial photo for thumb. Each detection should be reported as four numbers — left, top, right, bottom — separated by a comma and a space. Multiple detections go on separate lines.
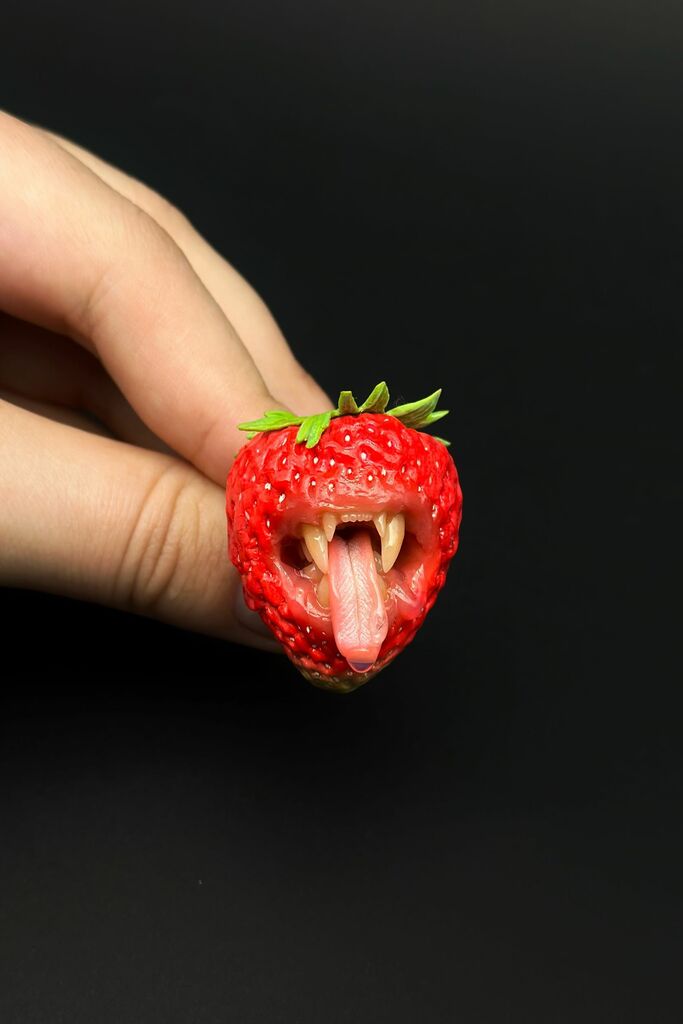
0, 399, 279, 651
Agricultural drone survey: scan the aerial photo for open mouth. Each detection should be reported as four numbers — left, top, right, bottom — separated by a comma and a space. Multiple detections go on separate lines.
275, 507, 429, 677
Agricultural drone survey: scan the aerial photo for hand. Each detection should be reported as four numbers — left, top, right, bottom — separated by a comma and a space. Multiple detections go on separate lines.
0, 110, 330, 650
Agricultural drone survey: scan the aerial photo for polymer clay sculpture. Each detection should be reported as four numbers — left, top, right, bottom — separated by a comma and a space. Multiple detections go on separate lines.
226, 383, 462, 691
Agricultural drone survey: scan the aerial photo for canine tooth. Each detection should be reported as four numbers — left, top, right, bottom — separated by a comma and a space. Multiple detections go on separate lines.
381, 512, 405, 573
301, 562, 321, 582
301, 523, 328, 574
374, 512, 387, 538
322, 512, 337, 542
316, 575, 330, 607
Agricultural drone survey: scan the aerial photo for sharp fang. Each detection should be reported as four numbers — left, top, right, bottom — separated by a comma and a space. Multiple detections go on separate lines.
316, 574, 330, 607
301, 523, 328, 574
381, 512, 405, 573
322, 512, 337, 542
374, 512, 387, 538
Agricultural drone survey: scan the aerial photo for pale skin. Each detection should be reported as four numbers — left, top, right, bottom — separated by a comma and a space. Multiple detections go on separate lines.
0, 110, 331, 651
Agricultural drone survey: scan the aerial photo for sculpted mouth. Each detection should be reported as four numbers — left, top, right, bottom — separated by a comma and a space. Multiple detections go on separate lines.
300, 511, 405, 577
276, 507, 425, 675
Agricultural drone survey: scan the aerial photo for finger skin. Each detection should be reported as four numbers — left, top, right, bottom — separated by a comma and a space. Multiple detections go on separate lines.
0, 110, 275, 484
0, 312, 170, 451
0, 398, 279, 651
38, 124, 332, 416
0, 386, 114, 437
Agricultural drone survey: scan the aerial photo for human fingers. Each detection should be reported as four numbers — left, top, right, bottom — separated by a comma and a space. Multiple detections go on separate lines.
0, 398, 279, 650
0, 110, 275, 484
0, 386, 113, 436
0, 312, 170, 451
38, 125, 331, 416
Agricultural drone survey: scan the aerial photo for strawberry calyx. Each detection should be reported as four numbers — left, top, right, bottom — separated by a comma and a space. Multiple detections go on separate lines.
238, 381, 451, 449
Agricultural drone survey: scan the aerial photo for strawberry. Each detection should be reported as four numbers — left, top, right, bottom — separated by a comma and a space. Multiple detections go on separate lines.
226, 382, 462, 692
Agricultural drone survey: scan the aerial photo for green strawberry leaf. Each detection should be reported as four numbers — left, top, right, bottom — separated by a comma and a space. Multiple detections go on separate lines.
387, 389, 442, 429
296, 411, 333, 448
359, 381, 390, 414
422, 409, 449, 426
337, 390, 360, 415
237, 382, 451, 447
433, 436, 451, 446
238, 410, 303, 434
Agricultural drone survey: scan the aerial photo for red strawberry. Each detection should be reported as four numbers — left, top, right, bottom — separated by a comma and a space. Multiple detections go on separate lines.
226, 382, 462, 692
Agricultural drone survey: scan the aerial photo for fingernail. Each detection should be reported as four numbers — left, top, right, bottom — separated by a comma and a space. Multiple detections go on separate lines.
233, 587, 282, 650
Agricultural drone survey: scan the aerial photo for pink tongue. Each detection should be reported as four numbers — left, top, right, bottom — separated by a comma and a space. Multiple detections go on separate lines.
327, 530, 388, 674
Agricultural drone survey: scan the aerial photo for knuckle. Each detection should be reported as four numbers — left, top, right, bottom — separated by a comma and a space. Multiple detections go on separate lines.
71, 202, 186, 338
115, 463, 205, 615
118, 200, 196, 286
119, 199, 174, 252
118, 178, 191, 242
141, 187, 191, 236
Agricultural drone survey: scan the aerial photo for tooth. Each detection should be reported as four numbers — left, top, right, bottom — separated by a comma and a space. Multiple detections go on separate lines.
381, 512, 405, 573
322, 512, 337, 542
374, 512, 387, 538
301, 523, 328, 574
316, 575, 330, 607
301, 561, 321, 582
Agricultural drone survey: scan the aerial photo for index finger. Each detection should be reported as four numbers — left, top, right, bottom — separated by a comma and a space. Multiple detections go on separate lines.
0, 110, 274, 483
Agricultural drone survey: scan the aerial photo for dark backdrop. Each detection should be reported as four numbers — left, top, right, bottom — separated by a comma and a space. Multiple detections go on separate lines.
1, 1, 681, 1021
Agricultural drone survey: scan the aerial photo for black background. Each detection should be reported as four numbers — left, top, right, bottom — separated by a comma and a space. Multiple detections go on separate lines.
1, 1, 681, 1021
